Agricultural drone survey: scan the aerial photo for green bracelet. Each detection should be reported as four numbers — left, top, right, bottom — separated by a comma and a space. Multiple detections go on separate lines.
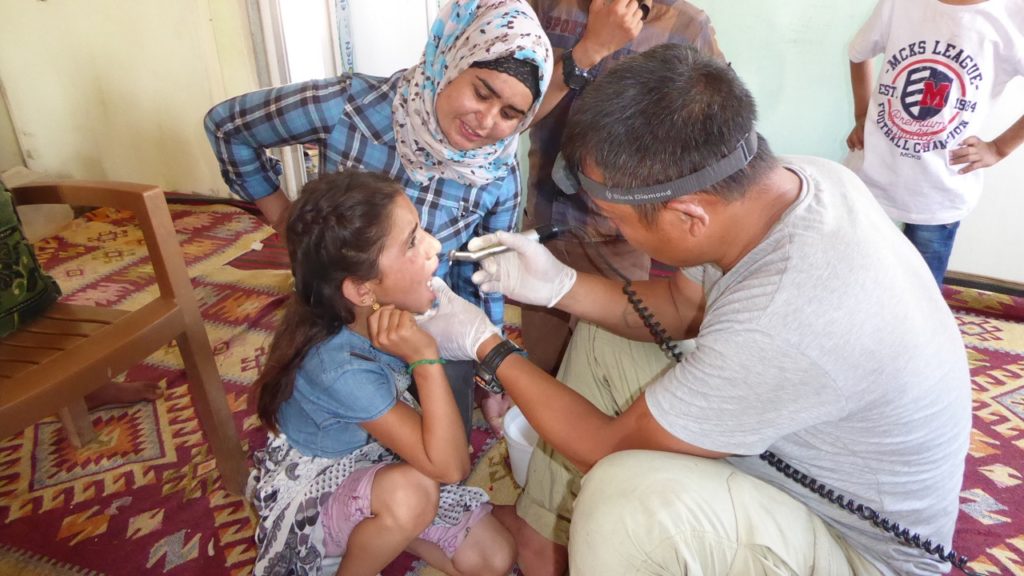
407, 358, 447, 374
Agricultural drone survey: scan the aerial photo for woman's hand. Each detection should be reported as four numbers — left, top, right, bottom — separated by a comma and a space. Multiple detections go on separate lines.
368, 305, 439, 364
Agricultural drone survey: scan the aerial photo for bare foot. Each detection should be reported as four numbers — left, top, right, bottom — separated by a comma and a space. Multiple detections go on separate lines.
492, 504, 568, 576
85, 381, 163, 409
477, 389, 513, 437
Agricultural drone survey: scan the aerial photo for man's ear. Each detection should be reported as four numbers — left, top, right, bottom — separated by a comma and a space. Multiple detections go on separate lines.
341, 277, 374, 308
665, 196, 710, 237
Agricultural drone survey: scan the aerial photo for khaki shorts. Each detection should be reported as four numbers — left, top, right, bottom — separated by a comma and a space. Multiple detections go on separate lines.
518, 321, 882, 575
572, 451, 884, 575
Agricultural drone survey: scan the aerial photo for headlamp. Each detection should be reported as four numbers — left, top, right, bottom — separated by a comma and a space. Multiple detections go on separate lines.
554, 131, 758, 205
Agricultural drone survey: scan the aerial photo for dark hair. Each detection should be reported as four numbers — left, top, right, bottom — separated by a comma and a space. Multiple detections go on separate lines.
562, 44, 778, 225
253, 170, 404, 433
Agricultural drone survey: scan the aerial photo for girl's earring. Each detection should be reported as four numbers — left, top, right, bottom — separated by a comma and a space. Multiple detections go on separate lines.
370, 297, 380, 312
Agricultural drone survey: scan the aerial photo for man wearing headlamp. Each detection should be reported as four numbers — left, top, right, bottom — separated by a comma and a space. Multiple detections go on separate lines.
521, 0, 723, 376
417, 44, 970, 576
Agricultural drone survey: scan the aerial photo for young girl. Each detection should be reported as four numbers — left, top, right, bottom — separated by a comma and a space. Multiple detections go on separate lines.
206, 0, 554, 438
249, 171, 514, 576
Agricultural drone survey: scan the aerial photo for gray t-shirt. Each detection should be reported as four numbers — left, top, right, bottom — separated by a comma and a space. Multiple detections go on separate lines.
646, 156, 971, 575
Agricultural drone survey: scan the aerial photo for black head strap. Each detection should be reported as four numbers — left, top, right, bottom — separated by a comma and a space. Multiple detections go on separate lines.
575, 131, 759, 205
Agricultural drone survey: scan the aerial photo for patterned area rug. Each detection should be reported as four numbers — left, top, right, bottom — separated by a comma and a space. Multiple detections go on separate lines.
0, 203, 1021, 575
942, 285, 1024, 575
0, 203, 282, 576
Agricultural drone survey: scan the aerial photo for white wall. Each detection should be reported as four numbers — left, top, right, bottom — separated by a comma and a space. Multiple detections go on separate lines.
0, 89, 22, 173
280, 0, 336, 82
345, 0, 436, 76
0, 0, 259, 197
699, 0, 1024, 283
700, 1, 874, 161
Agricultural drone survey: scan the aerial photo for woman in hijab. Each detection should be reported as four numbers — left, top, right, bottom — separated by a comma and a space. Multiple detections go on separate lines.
206, 0, 552, 437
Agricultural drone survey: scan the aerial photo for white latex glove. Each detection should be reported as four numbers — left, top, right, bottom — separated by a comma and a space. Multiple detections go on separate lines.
415, 277, 500, 361
469, 231, 577, 308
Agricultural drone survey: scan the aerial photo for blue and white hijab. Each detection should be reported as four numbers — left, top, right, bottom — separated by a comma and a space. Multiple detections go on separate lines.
393, 0, 552, 186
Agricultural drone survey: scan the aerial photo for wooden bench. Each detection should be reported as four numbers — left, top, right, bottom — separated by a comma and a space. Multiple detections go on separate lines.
0, 180, 247, 495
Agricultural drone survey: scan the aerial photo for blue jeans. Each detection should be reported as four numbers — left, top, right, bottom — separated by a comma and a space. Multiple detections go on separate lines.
902, 222, 960, 286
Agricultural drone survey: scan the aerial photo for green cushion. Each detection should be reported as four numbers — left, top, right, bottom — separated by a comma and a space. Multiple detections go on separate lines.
0, 182, 61, 338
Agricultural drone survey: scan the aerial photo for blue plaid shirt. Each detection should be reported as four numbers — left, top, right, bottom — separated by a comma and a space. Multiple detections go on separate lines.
205, 72, 520, 326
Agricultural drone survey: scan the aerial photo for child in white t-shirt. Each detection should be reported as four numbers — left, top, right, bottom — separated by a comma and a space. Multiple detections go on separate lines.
846, 0, 1024, 285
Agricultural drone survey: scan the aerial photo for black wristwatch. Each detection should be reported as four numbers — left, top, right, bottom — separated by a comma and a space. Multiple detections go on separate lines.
474, 338, 525, 394
561, 47, 593, 90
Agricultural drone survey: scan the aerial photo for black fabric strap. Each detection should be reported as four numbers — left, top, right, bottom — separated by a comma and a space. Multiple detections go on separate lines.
577, 131, 759, 205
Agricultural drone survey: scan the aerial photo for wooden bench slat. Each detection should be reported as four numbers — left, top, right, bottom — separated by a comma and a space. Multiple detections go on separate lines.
0, 329, 90, 350
0, 344, 57, 364
40, 302, 128, 323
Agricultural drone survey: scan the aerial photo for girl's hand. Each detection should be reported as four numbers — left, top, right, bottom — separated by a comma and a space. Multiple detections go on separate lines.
368, 305, 439, 363
949, 136, 1004, 175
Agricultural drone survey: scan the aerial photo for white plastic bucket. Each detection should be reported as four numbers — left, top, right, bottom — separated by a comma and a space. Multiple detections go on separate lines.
503, 405, 539, 487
